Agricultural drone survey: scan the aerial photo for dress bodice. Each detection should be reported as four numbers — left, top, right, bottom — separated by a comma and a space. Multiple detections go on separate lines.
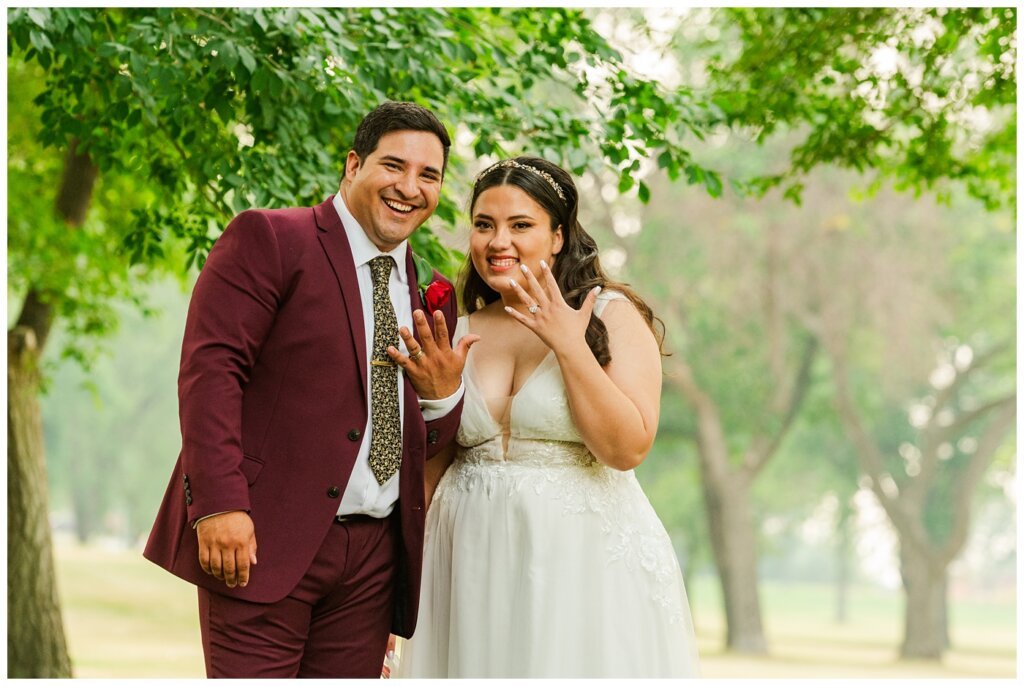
453, 292, 624, 467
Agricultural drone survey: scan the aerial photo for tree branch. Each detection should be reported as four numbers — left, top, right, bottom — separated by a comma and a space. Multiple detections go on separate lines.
745, 334, 818, 476
661, 308, 734, 486
929, 342, 1010, 418
830, 349, 932, 556
12, 291, 55, 355
15, 138, 100, 354
912, 343, 1012, 511
934, 393, 1017, 446
938, 396, 1016, 564
55, 138, 98, 226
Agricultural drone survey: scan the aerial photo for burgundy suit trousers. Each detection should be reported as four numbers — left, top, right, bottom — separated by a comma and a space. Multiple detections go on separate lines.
198, 516, 395, 678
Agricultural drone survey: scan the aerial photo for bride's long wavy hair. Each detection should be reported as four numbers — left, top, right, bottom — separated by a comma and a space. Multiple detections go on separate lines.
460, 155, 665, 366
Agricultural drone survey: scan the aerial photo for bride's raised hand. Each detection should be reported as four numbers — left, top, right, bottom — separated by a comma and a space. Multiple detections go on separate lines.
504, 259, 601, 355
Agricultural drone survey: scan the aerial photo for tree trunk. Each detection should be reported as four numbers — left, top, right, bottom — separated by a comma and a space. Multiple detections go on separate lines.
69, 441, 99, 544
7, 138, 96, 677
70, 478, 97, 544
680, 534, 700, 626
834, 495, 852, 624
663, 321, 814, 656
8, 327, 72, 677
701, 470, 767, 653
899, 544, 948, 659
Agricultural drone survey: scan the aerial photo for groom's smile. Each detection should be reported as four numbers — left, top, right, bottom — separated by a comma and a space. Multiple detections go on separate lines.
382, 198, 416, 214
341, 130, 444, 252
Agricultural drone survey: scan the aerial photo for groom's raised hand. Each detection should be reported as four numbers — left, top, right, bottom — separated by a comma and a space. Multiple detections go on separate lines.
197, 510, 258, 588
388, 309, 479, 399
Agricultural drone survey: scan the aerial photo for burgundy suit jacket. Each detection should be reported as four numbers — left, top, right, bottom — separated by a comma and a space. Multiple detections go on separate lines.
143, 197, 461, 637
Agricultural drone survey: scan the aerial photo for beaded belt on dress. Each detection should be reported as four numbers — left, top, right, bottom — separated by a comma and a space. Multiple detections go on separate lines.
458, 438, 596, 467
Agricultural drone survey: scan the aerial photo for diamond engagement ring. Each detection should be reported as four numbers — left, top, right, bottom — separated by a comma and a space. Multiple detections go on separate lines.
528, 305, 539, 314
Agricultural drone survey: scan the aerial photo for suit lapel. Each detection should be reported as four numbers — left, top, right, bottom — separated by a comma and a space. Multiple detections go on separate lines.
314, 197, 367, 396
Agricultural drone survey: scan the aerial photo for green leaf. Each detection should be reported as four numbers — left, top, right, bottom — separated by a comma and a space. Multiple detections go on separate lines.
238, 46, 257, 75
29, 30, 53, 52
27, 8, 48, 28
216, 40, 239, 71
638, 180, 651, 204
411, 251, 436, 291
704, 172, 723, 198
253, 8, 269, 32
251, 66, 269, 93
267, 71, 284, 99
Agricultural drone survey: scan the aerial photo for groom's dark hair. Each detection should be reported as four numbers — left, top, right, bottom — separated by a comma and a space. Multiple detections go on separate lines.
351, 101, 452, 175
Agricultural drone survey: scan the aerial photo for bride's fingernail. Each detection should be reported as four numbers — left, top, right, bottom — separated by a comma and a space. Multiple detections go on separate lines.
594, 286, 602, 295
540, 259, 548, 270
520, 264, 529, 273
508, 279, 517, 288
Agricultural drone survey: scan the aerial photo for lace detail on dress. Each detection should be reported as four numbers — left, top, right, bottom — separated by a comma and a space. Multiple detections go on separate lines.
402, 301, 698, 678
441, 296, 687, 624
435, 438, 686, 624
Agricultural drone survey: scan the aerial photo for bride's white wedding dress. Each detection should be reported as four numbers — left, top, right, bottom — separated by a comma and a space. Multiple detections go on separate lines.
397, 293, 700, 677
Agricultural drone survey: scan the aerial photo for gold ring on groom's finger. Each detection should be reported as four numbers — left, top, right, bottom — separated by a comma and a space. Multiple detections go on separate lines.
528, 305, 539, 314
410, 349, 425, 361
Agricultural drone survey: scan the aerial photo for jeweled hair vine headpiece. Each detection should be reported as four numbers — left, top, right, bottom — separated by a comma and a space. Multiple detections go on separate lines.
476, 159, 567, 203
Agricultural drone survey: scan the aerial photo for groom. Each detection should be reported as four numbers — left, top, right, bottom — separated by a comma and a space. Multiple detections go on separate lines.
144, 102, 475, 677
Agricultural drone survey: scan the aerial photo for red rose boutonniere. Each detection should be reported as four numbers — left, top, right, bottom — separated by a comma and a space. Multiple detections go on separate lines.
424, 280, 453, 314
412, 252, 453, 315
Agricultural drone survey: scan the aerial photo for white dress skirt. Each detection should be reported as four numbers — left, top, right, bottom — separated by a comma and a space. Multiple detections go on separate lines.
396, 293, 700, 678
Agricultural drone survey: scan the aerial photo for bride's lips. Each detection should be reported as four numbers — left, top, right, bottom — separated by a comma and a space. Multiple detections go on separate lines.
487, 255, 519, 273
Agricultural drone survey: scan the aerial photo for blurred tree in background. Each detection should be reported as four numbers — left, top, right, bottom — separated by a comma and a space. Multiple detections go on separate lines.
6, 6, 1015, 676
624, 6, 1015, 655
703, 7, 1016, 209
617, 150, 1013, 660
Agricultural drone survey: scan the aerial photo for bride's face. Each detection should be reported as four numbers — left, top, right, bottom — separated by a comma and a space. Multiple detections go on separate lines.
469, 185, 564, 298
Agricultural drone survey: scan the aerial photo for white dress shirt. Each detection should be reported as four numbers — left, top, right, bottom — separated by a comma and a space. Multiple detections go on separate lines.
332, 192, 463, 518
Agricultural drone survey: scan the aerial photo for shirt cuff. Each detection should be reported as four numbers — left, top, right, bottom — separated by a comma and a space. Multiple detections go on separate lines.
192, 510, 243, 529
419, 380, 464, 421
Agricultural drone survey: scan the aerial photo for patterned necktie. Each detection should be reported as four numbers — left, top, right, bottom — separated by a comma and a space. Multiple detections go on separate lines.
368, 256, 402, 485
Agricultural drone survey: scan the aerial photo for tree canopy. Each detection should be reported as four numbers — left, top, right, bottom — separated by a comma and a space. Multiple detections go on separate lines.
700, 7, 1016, 208
8, 7, 1014, 357
8, 7, 713, 268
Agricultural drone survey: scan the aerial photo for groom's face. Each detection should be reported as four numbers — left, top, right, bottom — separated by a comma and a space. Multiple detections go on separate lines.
341, 130, 444, 252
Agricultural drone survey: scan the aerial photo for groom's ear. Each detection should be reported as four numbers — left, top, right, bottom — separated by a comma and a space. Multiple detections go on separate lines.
344, 151, 362, 181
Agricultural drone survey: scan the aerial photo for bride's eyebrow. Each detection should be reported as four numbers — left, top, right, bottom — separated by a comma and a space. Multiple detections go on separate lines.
472, 213, 536, 222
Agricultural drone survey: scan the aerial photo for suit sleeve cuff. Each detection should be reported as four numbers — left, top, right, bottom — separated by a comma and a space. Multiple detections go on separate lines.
419, 380, 464, 421
191, 509, 246, 529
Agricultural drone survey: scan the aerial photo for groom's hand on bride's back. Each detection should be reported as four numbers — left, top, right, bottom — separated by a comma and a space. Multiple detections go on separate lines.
196, 510, 258, 588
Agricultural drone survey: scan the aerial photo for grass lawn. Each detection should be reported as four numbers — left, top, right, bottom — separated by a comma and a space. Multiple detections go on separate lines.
688, 575, 1016, 678
53, 539, 1015, 678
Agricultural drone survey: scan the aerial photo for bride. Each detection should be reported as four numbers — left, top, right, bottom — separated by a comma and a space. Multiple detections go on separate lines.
393, 156, 699, 677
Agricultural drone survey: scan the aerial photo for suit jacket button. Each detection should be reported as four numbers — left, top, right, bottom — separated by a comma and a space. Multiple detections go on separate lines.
186, 496, 193, 505
427, 429, 439, 444
327, 486, 340, 498
347, 429, 362, 441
